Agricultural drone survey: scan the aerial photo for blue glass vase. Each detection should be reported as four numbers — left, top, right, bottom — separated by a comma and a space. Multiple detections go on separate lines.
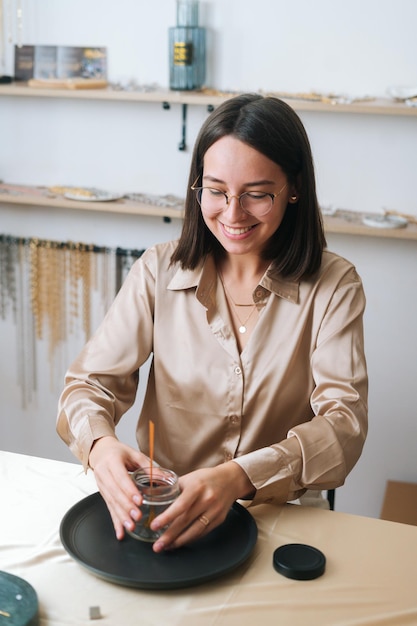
169, 0, 206, 91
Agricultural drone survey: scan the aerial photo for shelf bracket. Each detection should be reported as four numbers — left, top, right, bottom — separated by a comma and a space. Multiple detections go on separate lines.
178, 103, 188, 151
162, 101, 188, 151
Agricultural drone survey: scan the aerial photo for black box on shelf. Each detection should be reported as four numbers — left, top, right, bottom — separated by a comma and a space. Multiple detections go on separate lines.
14, 45, 107, 81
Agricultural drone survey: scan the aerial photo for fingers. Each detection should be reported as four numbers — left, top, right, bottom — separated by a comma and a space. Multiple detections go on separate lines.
150, 463, 254, 552
90, 439, 149, 540
158, 513, 221, 552
152, 498, 226, 553
152, 514, 211, 553
95, 463, 141, 539
151, 474, 228, 552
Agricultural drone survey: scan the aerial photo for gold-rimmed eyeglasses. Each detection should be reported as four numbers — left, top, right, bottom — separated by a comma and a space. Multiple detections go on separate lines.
191, 177, 288, 217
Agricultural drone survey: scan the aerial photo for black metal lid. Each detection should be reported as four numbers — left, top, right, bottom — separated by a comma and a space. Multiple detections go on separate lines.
273, 543, 326, 580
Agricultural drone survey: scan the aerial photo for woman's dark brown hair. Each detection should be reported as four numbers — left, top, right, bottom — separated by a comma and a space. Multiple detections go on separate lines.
171, 93, 326, 279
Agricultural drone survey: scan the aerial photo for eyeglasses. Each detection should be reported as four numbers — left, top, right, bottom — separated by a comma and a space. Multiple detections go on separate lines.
191, 177, 288, 217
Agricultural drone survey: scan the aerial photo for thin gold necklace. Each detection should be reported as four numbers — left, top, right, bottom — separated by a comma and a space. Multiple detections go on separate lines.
220, 274, 257, 334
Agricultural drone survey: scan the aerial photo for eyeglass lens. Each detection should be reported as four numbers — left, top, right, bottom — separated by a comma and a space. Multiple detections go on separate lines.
198, 188, 273, 216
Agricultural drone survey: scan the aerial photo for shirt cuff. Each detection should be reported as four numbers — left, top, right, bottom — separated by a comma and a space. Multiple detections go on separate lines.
57, 409, 117, 472
233, 436, 303, 505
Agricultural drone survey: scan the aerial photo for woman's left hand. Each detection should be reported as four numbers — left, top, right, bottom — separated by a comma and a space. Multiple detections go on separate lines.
150, 461, 254, 553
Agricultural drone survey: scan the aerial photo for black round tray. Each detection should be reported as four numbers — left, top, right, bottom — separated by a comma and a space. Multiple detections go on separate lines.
60, 491, 258, 589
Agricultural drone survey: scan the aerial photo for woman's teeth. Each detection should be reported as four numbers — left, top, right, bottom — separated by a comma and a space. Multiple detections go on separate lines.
223, 224, 254, 235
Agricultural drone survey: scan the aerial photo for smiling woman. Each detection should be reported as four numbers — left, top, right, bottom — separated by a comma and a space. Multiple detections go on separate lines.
172, 94, 325, 279
57, 94, 368, 556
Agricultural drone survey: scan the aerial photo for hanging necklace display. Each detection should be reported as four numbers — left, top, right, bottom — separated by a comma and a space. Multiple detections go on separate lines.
7, 0, 12, 43
168, 0, 206, 90
0, 0, 4, 71
220, 274, 258, 334
0, 234, 145, 406
16, 0, 22, 48
0, 0, 23, 76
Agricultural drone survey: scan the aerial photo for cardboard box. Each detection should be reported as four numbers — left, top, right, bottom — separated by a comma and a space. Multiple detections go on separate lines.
380, 480, 417, 526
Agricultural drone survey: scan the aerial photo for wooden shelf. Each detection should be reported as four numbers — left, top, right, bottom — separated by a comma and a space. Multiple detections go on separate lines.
0, 185, 184, 220
323, 213, 417, 241
1, 83, 417, 117
1, 184, 416, 241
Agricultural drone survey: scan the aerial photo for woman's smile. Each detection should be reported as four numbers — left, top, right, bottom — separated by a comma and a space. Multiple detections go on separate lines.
220, 221, 259, 237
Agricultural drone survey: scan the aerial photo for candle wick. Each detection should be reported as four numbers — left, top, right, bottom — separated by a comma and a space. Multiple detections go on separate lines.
148, 420, 156, 524
149, 420, 155, 483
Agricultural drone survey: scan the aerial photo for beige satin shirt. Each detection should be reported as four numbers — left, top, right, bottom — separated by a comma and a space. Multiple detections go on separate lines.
57, 240, 368, 505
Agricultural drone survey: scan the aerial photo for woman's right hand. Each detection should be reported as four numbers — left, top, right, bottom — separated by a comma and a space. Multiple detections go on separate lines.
88, 436, 150, 540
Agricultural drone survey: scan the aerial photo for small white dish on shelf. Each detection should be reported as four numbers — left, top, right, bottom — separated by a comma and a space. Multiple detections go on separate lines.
387, 86, 417, 102
362, 214, 408, 229
64, 188, 124, 202
320, 205, 337, 216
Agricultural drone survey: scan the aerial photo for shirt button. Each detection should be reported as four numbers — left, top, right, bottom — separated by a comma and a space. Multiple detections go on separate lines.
255, 289, 263, 298
230, 414, 239, 424
224, 452, 233, 461
234, 366, 242, 375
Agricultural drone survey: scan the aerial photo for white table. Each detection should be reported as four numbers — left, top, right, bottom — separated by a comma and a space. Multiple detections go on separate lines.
1, 450, 417, 625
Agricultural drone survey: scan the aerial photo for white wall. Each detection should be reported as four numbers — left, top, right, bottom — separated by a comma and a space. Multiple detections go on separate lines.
1, 0, 416, 518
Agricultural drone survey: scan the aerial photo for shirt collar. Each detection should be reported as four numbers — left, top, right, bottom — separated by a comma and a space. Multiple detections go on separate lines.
167, 257, 216, 310
167, 256, 299, 305
262, 269, 299, 303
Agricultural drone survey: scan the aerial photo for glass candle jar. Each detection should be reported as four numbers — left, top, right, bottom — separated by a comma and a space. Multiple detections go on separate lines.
128, 467, 180, 542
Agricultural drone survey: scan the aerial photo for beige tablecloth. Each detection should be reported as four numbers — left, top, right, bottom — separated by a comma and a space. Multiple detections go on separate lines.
1, 450, 416, 625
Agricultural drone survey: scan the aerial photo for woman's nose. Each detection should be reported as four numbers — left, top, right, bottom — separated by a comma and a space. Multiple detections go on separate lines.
223, 195, 247, 220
